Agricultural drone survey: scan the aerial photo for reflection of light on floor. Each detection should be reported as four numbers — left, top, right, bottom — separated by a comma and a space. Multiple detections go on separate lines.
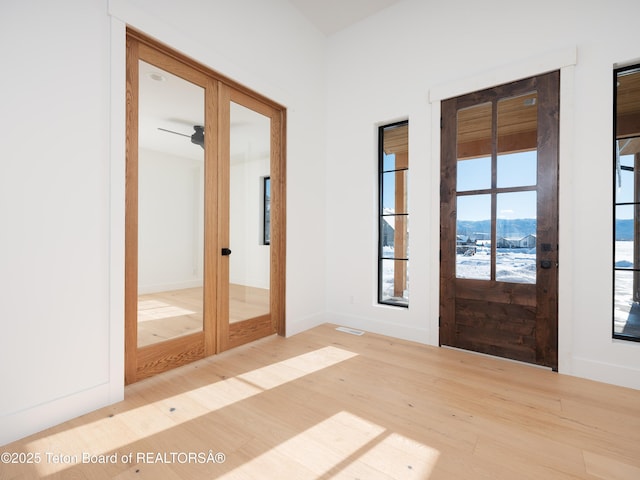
137, 299, 196, 321
217, 412, 439, 479
356, 432, 439, 478
218, 411, 384, 478
28, 346, 359, 477
584, 450, 640, 479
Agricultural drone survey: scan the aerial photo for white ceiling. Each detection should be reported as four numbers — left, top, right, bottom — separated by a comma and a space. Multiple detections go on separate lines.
138, 1, 407, 160
139, 61, 270, 163
288, 0, 405, 35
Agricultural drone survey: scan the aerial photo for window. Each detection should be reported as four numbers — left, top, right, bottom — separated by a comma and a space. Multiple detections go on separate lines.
614, 64, 640, 341
378, 121, 409, 307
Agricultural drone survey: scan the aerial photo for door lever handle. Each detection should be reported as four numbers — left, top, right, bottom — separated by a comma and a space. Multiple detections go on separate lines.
540, 260, 552, 269
221, 248, 232, 256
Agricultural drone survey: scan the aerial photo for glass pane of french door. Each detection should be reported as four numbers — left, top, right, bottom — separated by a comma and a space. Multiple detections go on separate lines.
136, 60, 205, 347
228, 101, 271, 324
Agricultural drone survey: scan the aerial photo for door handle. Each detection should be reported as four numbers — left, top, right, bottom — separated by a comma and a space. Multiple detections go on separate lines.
540, 260, 552, 269
221, 248, 232, 256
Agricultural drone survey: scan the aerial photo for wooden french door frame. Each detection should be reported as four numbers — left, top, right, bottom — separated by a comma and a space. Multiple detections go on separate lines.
440, 71, 559, 370
125, 30, 286, 384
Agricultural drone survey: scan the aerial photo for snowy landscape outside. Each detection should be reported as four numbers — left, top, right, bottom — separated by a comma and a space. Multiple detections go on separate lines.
614, 240, 639, 336
456, 241, 536, 283
380, 246, 409, 306
614, 148, 640, 337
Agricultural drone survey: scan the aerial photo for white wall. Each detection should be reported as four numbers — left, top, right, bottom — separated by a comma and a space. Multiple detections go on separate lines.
229, 158, 271, 289
0, 0, 327, 445
0, 0, 115, 445
138, 149, 204, 293
229, 101, 272, 289
325, 0, 640, 390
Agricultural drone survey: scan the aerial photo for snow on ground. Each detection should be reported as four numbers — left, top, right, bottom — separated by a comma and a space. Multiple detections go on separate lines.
456, 244, 536, 283
380, 241, 637, 335
380, 246, 409, 305
614, 241, 636, 334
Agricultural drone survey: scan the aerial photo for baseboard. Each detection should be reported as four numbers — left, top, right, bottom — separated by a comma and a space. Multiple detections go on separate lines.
285, 312, 326, 337
138, 280, 203, 295
0, 382, 116, 447
571, 356, 640, 391
325, 311, 430, 345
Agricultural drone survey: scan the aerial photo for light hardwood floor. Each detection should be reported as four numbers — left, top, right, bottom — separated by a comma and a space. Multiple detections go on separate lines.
137, 285, 270, 347
3, 324, 640, 479
137, 287, 204, 347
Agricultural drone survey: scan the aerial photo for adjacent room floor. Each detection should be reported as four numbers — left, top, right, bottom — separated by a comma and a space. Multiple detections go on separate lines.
3, 323, 639, 479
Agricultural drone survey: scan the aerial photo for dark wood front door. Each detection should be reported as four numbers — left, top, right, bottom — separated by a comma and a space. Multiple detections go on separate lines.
440, 71, 559, 370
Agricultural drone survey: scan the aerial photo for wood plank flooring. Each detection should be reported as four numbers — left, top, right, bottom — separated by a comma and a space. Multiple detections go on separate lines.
2, 323, 640, 479
137, 285, 269, 347
138, 287, 204, 347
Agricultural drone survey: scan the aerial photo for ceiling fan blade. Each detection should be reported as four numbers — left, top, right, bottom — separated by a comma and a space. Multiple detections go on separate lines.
158, 127, 190, 138
191, 125, 204, 148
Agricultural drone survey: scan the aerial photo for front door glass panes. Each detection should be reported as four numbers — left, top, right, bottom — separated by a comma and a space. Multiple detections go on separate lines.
456, 194, 491, 279
455, 93, 538, 284
458, 156, 491, 192
457, 102, 492, 193
497, 93, 538, 188
496, 191, 537, 283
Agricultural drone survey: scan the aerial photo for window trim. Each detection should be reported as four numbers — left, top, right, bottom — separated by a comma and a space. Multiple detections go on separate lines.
378, 120, 409, 308
613, 62, 640, 343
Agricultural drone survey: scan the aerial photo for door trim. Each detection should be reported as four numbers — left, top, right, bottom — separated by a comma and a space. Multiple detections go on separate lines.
428, 47, 576, 104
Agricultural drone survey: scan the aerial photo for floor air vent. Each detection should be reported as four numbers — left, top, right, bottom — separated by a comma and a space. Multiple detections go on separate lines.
336, 326, 364, 336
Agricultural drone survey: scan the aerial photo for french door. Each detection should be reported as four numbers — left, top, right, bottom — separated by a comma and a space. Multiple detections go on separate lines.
125, 31, 285, 384
440, 71, 559, 370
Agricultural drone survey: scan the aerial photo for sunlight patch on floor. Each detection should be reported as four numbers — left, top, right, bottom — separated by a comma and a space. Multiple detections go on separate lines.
217, 411, 384, 479
137, 299, 197, 322
27, 346, 358, 477
217, 411, 439, 479
237, 346, 357, 390
584, 450, 640, 480
343, 432, 440, 479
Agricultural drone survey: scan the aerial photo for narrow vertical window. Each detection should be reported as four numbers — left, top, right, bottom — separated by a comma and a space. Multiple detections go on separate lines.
378, 121, 409, 307
614, 64, 640, 341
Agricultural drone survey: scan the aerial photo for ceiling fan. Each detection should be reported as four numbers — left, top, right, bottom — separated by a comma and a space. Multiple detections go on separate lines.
158, 125, 204, 148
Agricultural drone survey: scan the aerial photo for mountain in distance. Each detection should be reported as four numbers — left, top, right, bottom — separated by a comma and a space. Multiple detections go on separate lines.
457, 218, 537, 240
616, 219, 634, 241
457, 218, 635, 241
